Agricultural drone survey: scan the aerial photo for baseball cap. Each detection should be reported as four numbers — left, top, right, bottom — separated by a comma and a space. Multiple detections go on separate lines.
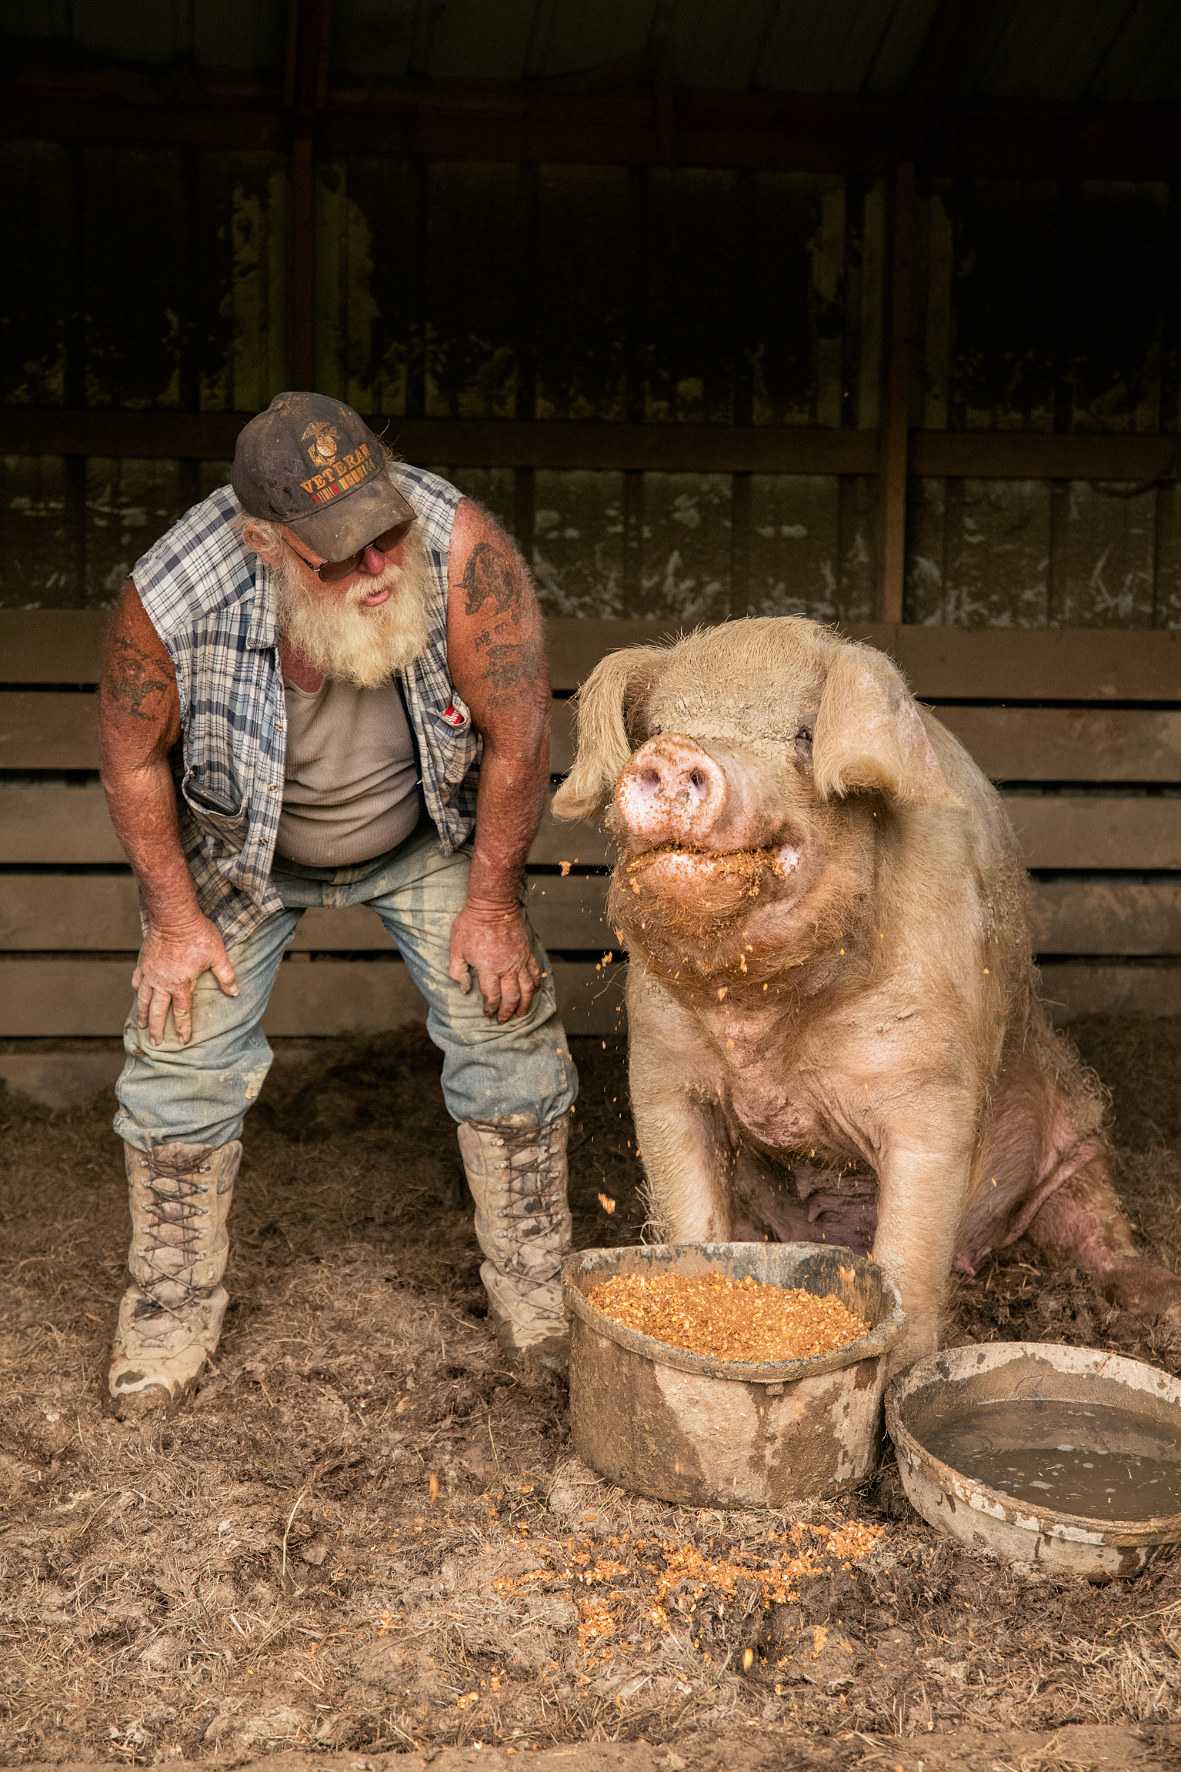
231, 391, 416, 561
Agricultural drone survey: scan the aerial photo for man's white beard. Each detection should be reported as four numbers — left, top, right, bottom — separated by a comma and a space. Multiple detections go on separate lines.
267, 531, 433, 689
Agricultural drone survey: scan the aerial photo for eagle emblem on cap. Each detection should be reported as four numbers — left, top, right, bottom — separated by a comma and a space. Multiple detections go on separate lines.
302, 421, 339, 468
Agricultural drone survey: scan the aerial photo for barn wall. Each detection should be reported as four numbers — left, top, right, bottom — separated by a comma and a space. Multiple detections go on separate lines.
1, 140, 1178, 625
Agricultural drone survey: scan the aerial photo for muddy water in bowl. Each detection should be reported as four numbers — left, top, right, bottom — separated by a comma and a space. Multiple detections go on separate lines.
887, 1343, 1181, 1577
923, 1399, 1181, 1518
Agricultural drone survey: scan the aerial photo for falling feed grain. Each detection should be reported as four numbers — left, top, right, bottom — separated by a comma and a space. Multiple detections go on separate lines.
587, 1270, 869, 1363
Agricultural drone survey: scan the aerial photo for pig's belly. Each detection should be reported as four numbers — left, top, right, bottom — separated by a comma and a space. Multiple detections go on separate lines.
733, 1155, 881, 1257
726, 1081, 881, 1255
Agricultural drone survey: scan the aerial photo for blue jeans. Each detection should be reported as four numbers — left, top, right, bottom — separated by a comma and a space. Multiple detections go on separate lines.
114, 826, 578, 1152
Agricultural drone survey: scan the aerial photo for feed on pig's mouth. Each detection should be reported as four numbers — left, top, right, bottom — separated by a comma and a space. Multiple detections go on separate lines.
624, 841, 798, 892
587, 1270, 869, 1363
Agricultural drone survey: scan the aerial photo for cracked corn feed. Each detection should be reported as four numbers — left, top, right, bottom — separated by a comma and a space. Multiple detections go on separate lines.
587, 1270, 869, 1362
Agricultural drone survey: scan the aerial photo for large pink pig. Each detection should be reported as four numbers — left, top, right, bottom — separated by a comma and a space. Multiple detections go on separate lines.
553, 617, 1181, 1364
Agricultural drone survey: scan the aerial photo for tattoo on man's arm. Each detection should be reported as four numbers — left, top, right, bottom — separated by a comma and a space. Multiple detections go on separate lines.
462, 541, 524, 618
479, 638, 548, 714
104, 637, 174, 722
481, 642, 543, 695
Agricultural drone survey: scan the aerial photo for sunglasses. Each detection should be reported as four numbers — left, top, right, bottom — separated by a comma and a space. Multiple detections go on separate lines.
284, 520, 413, 583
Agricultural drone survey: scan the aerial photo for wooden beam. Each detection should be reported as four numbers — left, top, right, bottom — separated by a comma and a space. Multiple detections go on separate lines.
3, 74, 1177, 177
875, 1, 991, 621
0, 874, 617, 955
6, 613, 1181, 700
8, 408, 1180, 482
1, 775, 1178, 873
2, 409, 879, 472
9, 692, 1181, 786
547, 619, 1181, 701
291, 132, 316, 389
6, 613, 1181, 699
909, 431, 1181, 482
0, 955, 625, 1038
895, 0, 993, 163
942, 103, 1181, 182
0, 953, 1177, 1033
288, 0, 335, 389
9, 873, 1181, 959
934, 706, 1181, 781
878, 159, 915, 622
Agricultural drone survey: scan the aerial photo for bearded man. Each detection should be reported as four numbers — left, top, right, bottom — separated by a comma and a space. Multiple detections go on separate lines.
97, 392, 578, 1415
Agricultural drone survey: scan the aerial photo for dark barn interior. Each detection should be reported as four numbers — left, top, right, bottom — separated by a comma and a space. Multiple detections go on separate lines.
3, 2, 1181, 1767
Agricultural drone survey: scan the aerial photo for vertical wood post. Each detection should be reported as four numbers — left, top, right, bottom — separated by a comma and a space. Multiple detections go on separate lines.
287, 0, 334, 391
291, 132, 316, 388
879, 158, 915, 623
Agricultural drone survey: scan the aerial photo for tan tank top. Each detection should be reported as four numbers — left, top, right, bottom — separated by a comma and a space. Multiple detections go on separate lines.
276, 677, 420, 867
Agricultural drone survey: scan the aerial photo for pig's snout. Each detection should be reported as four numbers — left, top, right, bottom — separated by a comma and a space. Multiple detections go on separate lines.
616, 736, 726, 843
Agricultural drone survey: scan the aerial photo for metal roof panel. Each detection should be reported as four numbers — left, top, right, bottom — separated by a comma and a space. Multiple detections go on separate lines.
861, 0, 945, 96
957, 0, 1149, 102
755, 0, 898, 92
420, 0, 539, 81
1088, 0, 1181, 102
524, 0, 657, 79
665, 0, 780, 91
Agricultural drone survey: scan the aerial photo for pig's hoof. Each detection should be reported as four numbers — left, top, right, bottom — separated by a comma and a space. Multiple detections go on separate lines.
1099, 1259, 1181, 1326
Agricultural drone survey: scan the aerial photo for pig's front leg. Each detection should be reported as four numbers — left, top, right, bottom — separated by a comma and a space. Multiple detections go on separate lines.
627, 969, 734, 1242
872, 1117, 977, 1369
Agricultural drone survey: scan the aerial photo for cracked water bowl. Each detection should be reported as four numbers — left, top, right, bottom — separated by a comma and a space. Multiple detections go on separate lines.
886, 1342, 1181, 1578
562, 1242, 905, 1509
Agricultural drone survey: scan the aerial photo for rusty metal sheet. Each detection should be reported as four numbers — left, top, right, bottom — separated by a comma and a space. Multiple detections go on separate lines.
532, 469, 626, 618
84, 458, 189, 604
906, 476, 1053, 628
0, 457, 74, 608
535, 165, 632, 423
1068, 180, 1169, 432
0, 142, 69, 409
638, 470, 731, 622
945, 179, 1059, 433
1049, 479, 1157, 626
318, 155, 421, 416
643, 168, 743, 425
82, 147, 189, 410
424, 161, 523, 419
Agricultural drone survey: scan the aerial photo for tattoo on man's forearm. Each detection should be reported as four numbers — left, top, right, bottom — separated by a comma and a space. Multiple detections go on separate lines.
104, 637, 173, 721
462, 541, 523, 618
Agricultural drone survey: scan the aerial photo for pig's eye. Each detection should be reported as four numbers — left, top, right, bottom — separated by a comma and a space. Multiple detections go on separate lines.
795, 726, 813, 745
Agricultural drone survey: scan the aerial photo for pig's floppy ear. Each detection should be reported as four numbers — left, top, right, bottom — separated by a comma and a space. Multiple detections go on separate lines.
552, 644, 670, 821
812, 641, 955, 807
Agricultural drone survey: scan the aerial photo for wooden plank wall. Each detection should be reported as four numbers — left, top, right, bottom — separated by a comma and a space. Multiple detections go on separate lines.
2, 614, 1180, 1044
2, 56, 1180, 1049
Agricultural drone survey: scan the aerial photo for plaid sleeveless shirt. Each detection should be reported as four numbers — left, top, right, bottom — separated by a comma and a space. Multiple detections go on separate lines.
131, 463, 481, 948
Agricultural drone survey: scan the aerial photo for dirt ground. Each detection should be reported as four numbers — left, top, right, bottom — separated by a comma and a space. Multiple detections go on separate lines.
3, 1018, 1181, 1769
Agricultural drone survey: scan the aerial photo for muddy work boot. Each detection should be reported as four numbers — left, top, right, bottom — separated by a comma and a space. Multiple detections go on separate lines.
108, 1140, 240, 1417
458, 1111, 573, 1374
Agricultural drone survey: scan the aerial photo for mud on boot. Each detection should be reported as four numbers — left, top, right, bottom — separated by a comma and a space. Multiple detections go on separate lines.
458, 1110, 573, 1374
108, 1140, 240, 1417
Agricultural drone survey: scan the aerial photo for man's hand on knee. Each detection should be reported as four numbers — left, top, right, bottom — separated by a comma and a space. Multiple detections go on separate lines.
133, 915, 239, 1046
448, 902, 542, 1023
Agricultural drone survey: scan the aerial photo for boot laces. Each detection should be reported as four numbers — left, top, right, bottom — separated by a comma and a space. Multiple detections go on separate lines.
140, 1148, 215, 1287
485, 1121, 566, 1238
